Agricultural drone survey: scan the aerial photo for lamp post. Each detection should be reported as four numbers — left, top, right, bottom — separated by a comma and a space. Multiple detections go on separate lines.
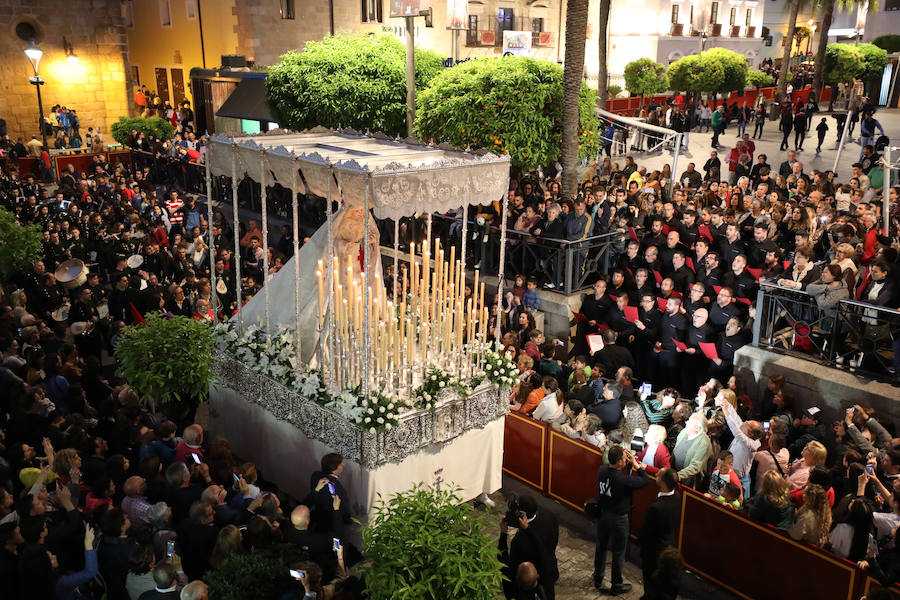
24, 41, 47, 149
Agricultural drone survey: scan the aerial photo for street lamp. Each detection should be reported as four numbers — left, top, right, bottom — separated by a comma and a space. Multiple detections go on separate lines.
24, 41, 48, 149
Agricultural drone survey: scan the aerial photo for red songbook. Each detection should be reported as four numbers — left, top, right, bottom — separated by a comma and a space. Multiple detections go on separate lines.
587, 334, 604, 354
783, 260, 792, 271
735, 297, 752, 305
597, 324, 610, 332
713, 285, 723, 294
572, 311, 588, 323
686, 257, 695, 272
699, 225, 714, 243
673, 340, 688, 352
699, 342, 720, 361
746, 268, 762, 281
661, 224, 671, 235
609, 295, 618, 303
657, 297, 668, 312
652, 270, 663, 285
624, 306, 639, 322
628, 227, 639, 242
672, 291, 683, 299
626, 268, 634, 277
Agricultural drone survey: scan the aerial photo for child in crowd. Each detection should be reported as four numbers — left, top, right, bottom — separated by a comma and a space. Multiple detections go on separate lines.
717, 482, 743, 510
567, 355, 591, 393
511, 274, 527, 304
707, 450, 743, 499
522, 276, 541, 313
815, 118, 829, 154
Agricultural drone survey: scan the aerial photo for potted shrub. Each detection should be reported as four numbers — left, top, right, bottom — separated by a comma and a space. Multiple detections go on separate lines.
362, 485, 505, 599
114, 313, 214, 425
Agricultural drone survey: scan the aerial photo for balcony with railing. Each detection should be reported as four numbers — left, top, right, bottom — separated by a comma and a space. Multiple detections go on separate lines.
752, 281, 898, 384
464, 15, 554, 48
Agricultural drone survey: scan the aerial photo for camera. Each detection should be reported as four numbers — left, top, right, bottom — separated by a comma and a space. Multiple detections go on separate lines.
505, 496, 525, 527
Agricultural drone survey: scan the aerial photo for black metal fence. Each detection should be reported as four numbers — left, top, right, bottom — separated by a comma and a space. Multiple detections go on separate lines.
753, 282, 898, 382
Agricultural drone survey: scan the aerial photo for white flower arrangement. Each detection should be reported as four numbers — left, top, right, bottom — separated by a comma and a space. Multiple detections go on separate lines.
481, 349, 517, 389
414, 366, 469, 411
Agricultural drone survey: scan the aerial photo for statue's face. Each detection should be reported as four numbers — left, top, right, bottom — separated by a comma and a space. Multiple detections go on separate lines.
340, 206, 366, 242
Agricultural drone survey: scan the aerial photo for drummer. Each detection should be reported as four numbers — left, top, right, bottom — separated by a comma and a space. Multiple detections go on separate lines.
69, 287, 99, 324
35, 272, 64, 322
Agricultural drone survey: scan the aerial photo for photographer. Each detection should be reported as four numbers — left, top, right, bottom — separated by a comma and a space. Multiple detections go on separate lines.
592, 445, 651, 594
498, 495, 559, 600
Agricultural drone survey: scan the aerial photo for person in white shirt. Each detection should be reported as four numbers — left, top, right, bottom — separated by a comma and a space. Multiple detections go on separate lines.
716, 391, 763, 499
532, 377, 563, 422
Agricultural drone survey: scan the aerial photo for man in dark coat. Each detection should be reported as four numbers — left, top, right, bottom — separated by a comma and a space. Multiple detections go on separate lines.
638, 468, 682, 592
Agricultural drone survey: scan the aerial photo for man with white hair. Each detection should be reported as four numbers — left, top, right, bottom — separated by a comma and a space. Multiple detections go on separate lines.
180, 581, 207, 600
671, 412, 712, 488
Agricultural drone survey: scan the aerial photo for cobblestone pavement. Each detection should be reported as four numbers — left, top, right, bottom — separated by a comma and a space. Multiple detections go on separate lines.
482, 475, 737, 600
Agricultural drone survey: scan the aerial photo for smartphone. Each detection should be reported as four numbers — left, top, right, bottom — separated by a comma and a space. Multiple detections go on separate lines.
333, 537, 341, 551
289, 569, 305, 580
191, 453, 201, 465
639, 382, 652, 398
327, 482, 335, 495
866, 464, 874, 476
166, 540, 175, 558
763, 422, 770, 432
233, 473, 240, 486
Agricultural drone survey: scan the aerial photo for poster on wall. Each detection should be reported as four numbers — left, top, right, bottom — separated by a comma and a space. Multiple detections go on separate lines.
502, 31, 533, 56
390, 0, 421, 17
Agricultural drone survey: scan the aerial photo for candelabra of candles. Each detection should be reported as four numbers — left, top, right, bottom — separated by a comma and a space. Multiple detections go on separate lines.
315, 239, 490, 400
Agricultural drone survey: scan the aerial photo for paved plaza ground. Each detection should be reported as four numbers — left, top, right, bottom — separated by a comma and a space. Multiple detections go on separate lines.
613, 107, 899, 181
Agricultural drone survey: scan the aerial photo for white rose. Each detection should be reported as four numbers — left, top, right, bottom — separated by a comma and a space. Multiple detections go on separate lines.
439, 381, 446, 388
369, 427, 376, 433
377, 417, 384, 424
493, 370, 499, 376
388, 403, 394, 409
386, 423, 393, 430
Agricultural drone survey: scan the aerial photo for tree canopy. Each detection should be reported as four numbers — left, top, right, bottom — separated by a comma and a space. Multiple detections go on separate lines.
667, 54, 725, 94
857, 43, 889, 81
416, 56, 601, 170
873, 34, 900, 54
265, 33, 444, 137
704, 48, 750, 94
0, 207, 42, 279
623, 58, 669, 99
823, 43, 865, 84
746, 69, 775, 89
110, 116, 174, 146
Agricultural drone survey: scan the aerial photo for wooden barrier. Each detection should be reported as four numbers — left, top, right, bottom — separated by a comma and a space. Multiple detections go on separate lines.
604, 85, 833, 117
501, 412, 900, 600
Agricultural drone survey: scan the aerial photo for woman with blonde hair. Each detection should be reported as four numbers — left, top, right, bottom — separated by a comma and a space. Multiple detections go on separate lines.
635, 424, 672, 473
832, 242, 859, 290
749, 470, 794, 529
789, 441, 827, 489
209, 524, 245, 568
788, 483, 832, 545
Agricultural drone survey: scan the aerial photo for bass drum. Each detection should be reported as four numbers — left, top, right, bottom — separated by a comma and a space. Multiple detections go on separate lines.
55, 259, 88, 289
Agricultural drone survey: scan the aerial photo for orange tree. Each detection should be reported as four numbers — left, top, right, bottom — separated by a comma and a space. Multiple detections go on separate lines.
416, 56, 601, 170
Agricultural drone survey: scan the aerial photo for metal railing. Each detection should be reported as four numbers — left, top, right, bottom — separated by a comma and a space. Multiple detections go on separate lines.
394, 213, 620, 295
753, 281, 898, 382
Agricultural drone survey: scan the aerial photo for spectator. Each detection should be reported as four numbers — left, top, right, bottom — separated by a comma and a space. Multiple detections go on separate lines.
672, 412, 712, 488
749, 470, 795, 530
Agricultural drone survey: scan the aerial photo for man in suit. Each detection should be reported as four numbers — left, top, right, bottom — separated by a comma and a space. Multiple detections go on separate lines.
507, 495, 559, 600
637, 468, 682, 593
590, 330, 634, 376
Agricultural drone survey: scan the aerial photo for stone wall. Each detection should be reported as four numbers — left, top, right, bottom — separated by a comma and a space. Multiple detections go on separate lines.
0, 0, 132, 142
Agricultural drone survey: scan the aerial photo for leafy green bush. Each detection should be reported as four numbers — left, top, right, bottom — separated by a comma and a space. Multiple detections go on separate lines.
668, 54, 725, 94
205, 545, 306, 600
857, 43, 889, 81
110, 116, 175, 146
114, 313, 215, 405
0, 207, 42, 278
607, 84, 623, 98
746, 69, 774, 89
362, 485, 505, 600
624, 58, 669, 100
265, 33, 444, 137
873, 34, 900, 54
704, 48, 749, 93
823, 43, 865, 85
416, 56, 601, 170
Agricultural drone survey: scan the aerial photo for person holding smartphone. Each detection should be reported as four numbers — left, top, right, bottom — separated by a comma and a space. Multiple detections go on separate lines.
308, 453, 351, 533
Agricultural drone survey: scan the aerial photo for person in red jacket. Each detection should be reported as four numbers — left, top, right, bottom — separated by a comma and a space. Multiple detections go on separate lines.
174, 424, 204, 465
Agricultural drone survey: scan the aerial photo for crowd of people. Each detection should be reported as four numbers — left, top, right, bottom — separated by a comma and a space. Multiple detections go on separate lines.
0, 75, 898, 598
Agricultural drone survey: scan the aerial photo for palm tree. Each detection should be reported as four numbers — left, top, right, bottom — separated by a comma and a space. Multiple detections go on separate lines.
811, 0, 877, 97
561, 0, 589, 200
777, 0, 804, 99
596, 0, 612, 108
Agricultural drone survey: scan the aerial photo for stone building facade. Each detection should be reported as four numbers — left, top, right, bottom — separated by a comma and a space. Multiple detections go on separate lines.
0, 0, 132, 141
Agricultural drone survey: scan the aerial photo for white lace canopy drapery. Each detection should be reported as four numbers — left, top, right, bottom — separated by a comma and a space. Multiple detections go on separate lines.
206, 129, 510, 218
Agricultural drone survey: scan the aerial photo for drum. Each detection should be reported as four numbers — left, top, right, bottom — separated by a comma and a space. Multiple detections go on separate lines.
55, 259, 88, 289
127, 254, 144, 269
